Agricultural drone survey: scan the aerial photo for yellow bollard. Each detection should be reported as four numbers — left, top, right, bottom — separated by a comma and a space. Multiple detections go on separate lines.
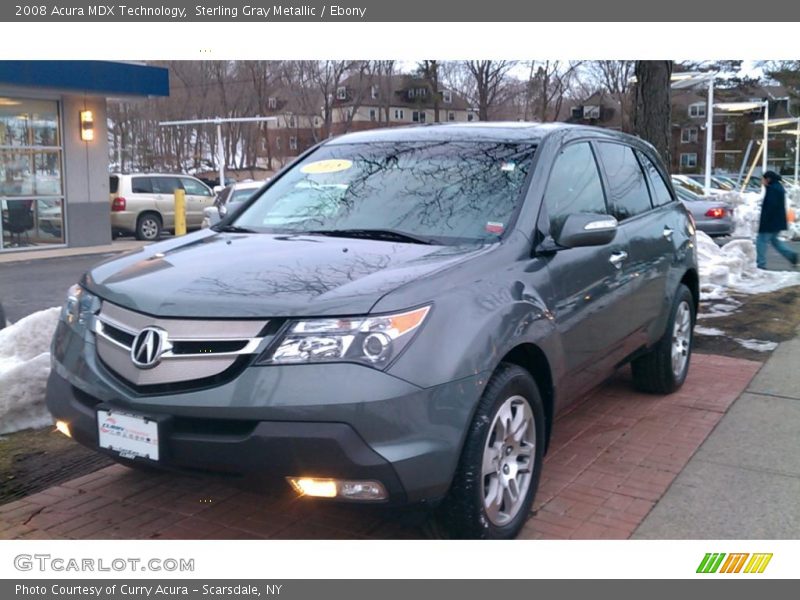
174, 188, 186, 236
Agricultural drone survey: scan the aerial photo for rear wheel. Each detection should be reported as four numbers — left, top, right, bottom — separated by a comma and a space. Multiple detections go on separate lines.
631, 284, 695, 394
135, 213, 162, 241
438, 363, 545, 539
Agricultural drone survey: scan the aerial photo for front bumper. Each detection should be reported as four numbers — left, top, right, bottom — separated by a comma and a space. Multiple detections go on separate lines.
47, 321, 486, 505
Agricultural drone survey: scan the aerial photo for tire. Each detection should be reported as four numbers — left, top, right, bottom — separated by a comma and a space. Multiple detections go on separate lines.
135, 213, 162, 241
437, 363, 545, 539
631, 283, 695, 394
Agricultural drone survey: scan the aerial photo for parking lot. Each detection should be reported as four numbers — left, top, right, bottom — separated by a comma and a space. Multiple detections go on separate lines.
0, 353, 759, 540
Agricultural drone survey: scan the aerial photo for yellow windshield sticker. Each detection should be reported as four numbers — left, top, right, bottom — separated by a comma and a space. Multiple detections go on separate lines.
300, 159, 353, 174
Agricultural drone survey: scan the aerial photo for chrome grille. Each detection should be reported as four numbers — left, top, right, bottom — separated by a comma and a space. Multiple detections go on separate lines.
93, 301, 269, 387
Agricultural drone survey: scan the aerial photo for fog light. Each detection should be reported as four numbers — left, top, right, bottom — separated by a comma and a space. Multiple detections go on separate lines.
288, 478, 337, 498
286, 477, 387, 501
55, 420, 72, 438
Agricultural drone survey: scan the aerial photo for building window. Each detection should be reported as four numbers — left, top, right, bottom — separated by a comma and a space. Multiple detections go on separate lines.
289, 136, 298, 151
394, 108, 404, 120
267, 97, 277, 109
0, 97, 65, 250
412, 111, 427, 123
336, 86, 347, 100
369, 108, 377, 121
407, 87, 428, 99
467, 112, 475, 122
287, 115, 296, 128
689, 103, 706, 118
275, 137, 281, 150
371, 85, 379, 100
583, 105, 600, 119
680, 153, 698, 169
448, 111, 456, 121
571, 106, 583, 119
681, 127, 699, 144
443, 90, 453, 103
725, 123, 736, 141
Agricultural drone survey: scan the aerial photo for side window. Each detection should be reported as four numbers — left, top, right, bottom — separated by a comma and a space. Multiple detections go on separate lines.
544, 142, 607, 237
131, 177, 153, 194
595, 142, 652, 221
636, 150, 674, 207
181, 177, 212, 196
152, 177, 183, 195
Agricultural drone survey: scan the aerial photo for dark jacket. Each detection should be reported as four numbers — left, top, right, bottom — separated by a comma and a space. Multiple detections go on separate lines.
758, 181, 788, 233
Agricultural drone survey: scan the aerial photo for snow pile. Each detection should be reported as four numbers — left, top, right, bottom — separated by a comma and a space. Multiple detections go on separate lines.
696, 230, 800, 301
0, 307, 60, 435
724, 187, 800, 240
726, 191, 763, 239
788, 186, 800, 241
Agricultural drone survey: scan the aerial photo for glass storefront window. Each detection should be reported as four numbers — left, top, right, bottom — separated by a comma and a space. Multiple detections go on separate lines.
0, 98, 65, 250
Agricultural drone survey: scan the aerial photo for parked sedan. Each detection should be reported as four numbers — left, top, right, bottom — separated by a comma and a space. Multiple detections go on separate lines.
201, 180, 267, 229
682, 174, 735, 195
674, 185, 734, 237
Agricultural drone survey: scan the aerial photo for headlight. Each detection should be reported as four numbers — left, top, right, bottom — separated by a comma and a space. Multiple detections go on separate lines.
60, 284, 99, 329
259, 305, 431, 369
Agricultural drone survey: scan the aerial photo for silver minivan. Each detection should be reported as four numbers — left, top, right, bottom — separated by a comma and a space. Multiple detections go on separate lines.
109, 173, 215, 240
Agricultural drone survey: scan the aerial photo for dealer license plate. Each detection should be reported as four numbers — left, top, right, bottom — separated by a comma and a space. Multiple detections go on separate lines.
97, 409, 160, 461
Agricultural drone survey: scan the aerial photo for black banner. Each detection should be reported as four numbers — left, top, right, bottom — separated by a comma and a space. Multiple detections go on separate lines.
2, 0, 798, 22
2, 580, 797, 600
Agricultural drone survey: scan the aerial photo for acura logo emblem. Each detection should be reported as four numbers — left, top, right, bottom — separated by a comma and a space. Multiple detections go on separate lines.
131, 327, 168, 369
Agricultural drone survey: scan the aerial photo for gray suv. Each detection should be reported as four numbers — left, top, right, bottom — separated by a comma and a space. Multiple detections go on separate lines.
47, 123, 698, 539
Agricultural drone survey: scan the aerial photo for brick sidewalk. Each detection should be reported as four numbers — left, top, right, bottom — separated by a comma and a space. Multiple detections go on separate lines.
0, 354, 760, 540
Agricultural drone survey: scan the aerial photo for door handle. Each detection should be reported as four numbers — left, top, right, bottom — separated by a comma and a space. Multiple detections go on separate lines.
663, 226, 674, 240
609, 250, 628, 269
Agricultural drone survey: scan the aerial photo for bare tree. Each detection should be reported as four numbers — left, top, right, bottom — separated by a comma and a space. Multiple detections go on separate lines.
418, 60, 442, 122
465, 60, 516, 121
522, 61, 584, 122
633, 61, 673, 165
589, 61, 635, 131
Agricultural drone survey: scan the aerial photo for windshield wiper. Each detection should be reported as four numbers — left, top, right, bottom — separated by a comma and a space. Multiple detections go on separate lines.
302, 228, 436, 245
215, 224, 258, 233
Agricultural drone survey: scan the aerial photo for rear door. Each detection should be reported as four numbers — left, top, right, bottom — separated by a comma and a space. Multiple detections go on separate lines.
180, 177, 215, 228
151, 176, 183, 229
541, 141, 633, 397
593, 142, 669, 349
636, 149, 686, 339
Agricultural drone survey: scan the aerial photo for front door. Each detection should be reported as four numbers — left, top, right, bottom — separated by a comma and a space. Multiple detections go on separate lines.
540, 141, 635, 399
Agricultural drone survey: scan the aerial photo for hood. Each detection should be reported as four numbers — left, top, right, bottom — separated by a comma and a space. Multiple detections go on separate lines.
85, 230, 487, 318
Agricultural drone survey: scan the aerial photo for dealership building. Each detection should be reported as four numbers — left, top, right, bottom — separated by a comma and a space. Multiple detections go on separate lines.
0, 61, 169, 253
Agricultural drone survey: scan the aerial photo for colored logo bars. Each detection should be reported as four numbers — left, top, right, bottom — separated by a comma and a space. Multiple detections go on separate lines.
697, 553, 773, 574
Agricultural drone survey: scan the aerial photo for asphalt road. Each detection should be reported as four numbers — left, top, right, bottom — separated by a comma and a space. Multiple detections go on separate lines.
0, 253, 118, 323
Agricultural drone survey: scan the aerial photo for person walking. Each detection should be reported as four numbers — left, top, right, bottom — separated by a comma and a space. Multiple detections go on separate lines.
756, 171, 798, 270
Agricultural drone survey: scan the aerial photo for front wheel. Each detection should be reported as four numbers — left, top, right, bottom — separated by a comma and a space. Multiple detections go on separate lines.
438, 363, 545, 539
631, 283, 695, 394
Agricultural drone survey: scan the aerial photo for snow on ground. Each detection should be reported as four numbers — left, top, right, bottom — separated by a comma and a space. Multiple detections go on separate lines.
0, 307, 59, 435
694, 326, 726, 336
697, 230, 800, 301
733, 338, 778, 352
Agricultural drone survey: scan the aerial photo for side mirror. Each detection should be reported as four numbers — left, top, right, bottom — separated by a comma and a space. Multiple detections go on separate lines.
203, 205, 222, 226
554, 213, 618, 248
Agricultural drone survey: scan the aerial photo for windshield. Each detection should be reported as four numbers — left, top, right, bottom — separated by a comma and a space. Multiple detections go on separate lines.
230, 187, 261, 204
232, 141, 536, 245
